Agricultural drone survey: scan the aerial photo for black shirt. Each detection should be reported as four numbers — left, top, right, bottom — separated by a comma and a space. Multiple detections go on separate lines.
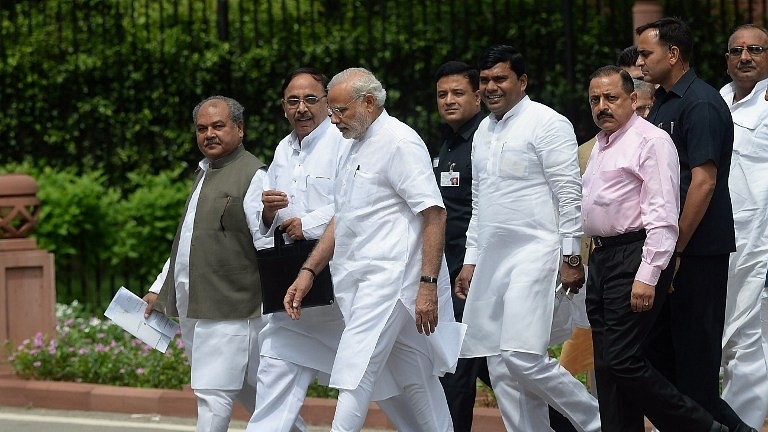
433, 112, 484, 282
646, 69, 735, 255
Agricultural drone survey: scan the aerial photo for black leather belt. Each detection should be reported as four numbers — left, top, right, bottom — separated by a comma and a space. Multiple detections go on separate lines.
592, 229, 646, 248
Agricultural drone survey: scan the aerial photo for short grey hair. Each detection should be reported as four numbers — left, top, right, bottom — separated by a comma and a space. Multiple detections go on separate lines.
192, 96, 244, 124
328, 67, 387, 106
633, 79, 654, 96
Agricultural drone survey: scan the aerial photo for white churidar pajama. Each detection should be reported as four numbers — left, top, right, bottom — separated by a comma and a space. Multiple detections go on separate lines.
719, 77, 768, 429
331, 302, 453, 432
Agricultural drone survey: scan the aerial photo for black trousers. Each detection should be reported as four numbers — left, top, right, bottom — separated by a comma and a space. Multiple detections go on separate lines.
440, 270, 493, 432
646, 254, 745, 429
586, 238, 714, 432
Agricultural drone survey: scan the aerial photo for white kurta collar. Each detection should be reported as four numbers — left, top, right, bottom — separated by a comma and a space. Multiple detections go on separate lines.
489, 95, 531, 125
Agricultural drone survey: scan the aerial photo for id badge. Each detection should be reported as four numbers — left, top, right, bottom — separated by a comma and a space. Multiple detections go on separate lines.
440, 171, 460, 186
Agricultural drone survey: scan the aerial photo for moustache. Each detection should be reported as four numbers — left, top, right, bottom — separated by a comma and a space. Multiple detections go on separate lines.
204, 139, 220, 147
597, 111, 613, 120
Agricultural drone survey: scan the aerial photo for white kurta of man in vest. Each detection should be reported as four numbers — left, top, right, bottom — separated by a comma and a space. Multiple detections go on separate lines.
329, 110, 465, 400
719, 76, 768, 427
150, 145, 268, 432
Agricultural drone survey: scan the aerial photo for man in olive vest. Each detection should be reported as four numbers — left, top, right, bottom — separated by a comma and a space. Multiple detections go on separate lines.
143, 96, 277, 432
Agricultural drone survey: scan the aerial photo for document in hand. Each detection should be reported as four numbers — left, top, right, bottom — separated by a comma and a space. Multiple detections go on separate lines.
104, 286, 180, 353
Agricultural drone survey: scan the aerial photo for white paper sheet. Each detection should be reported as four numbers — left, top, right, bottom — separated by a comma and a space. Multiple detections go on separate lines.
104, 286, 180, 353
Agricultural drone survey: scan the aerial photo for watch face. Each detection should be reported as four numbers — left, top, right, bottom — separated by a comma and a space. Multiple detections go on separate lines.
568, 255, 581, 266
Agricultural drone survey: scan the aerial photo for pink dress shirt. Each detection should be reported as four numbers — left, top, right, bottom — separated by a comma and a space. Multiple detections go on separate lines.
582, 114, 680, 285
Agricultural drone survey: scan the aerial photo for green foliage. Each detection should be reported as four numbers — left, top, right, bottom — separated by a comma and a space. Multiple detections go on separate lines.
1, 0, 634, 181
0, 0, 756, 182
306, 380, 340, 399
6, 301, 190, 389
110, 166, 191, 286
0, 164, 190, 311
33, 168, 120, 259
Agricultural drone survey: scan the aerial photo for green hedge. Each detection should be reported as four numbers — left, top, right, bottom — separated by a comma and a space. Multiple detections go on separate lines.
1, 0, 637, 185
1, 164, 190, 311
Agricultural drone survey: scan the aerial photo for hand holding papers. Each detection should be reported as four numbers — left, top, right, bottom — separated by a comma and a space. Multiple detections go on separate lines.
104, 286, 180, 353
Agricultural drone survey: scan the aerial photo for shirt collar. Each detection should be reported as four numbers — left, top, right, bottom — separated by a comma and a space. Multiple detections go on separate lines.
357, 109, 389, 142
288, 117, 332, 151
439, 111, 485, 143
722, 76, 768, 107
656, 68, 697, 100
596, 113, 640, 149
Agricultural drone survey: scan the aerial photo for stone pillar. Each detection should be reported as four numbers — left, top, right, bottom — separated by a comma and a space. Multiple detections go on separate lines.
633, 1, 663, 43
0, 174, 55, 360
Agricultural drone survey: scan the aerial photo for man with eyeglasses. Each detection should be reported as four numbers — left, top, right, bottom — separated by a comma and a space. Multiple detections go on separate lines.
718, 24, 768, 430
284, 67, 465, 432
632, 79, 655, 119
250, 67, 423, 432
636, 18, 757, 432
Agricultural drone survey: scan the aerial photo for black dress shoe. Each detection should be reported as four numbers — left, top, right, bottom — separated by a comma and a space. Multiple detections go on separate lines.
732, 423, 758, 432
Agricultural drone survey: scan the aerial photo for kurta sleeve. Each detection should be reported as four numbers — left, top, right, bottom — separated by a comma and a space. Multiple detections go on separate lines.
535, 114, 583, 255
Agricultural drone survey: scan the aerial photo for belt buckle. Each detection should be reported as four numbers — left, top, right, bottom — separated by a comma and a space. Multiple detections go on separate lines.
593, 236, 603, 248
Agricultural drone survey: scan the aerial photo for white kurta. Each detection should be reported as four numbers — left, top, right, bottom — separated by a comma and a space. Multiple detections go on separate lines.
329, 110, 465, 390
719, 78, 768, 427
258, 118, 350, 379
462, 96, 582, 357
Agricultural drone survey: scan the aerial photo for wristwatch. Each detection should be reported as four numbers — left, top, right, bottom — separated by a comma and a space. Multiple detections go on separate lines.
563, 255, 581, 267
420, 275, 438, 284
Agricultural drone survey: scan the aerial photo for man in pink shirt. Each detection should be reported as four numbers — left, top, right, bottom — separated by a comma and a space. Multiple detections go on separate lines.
583, 65, 729, 432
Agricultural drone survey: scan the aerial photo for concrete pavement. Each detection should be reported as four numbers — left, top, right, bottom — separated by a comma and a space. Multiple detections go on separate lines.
0, 406, 396, 432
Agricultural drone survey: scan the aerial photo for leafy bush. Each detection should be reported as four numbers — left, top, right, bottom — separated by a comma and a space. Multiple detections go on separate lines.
6, 301, 190, 389
0, 164, 191, 311
110, 166, 191, 288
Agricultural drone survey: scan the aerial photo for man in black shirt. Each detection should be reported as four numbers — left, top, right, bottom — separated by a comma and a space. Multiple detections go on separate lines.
636, 17, 755, 432
432, 60, 489, 432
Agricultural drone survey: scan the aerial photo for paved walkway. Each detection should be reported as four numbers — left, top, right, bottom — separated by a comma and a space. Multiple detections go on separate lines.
1, 365, 765, 431
0, 406, 395, 431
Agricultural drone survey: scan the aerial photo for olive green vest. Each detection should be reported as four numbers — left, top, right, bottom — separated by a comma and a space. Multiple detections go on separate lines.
155, 145, 265, 320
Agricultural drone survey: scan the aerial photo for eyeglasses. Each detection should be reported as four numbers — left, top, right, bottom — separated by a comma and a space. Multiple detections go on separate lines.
727, 45, 766, 57
635, 105, 652, 117
327, 96, 362, 118
283, 95, 326, 108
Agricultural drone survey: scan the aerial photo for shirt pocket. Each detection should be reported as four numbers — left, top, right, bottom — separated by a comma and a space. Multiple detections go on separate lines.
497, 141, 531, 179
306, 176, 333, 211
348, 169, 377, 209
216, 194, 245, 232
